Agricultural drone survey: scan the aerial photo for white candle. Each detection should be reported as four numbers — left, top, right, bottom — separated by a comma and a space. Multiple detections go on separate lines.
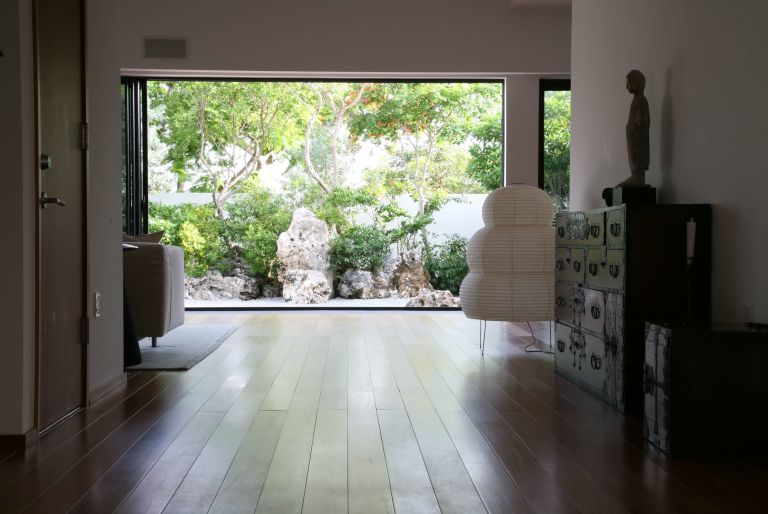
686, 218, 696, 264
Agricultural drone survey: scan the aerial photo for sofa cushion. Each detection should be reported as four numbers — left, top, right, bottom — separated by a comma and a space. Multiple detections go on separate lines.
123, 231, 164, 244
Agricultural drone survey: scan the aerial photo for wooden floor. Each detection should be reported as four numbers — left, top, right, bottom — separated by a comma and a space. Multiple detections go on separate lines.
1, 312, 766, 513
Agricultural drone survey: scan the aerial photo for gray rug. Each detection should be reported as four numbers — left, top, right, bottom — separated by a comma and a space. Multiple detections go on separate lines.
126, 324, 237, 371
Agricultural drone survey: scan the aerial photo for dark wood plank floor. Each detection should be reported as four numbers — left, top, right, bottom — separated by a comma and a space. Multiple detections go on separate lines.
1, 311, 766, 513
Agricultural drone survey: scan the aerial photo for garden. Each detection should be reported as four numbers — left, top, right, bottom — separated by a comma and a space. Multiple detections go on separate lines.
139, 80, 569, 306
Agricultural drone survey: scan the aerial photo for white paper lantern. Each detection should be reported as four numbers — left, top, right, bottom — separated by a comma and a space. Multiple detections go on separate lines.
460, 185, 555, 322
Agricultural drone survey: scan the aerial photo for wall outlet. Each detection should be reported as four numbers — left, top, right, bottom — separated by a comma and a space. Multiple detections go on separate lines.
94, 291, 102, 318
744, 304, 754, 324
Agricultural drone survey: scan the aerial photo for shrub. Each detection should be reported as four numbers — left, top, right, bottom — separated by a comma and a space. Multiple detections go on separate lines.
148, 202, 227, 277
241, 225, 282, 277
425, 234, 469, 294
330, 224, 391, 274
225, 184, 292, 278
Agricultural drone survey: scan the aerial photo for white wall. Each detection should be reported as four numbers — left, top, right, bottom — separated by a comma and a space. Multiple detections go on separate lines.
87, 0, 124, 396
505, 75, 542, 186
0, 0, 36, 435
571, 0, 768, 322
118, 0, 571, 186
118, 0, 571, 75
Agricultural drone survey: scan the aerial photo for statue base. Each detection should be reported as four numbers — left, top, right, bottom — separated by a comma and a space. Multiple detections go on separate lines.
602, 186, 656, 207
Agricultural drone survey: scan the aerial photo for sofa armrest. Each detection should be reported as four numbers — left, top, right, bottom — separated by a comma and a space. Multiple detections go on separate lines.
123, 242, 185, 338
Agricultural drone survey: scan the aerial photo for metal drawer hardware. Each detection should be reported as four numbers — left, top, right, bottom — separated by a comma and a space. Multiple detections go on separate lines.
556, 259, 565, 271
610, 222, 621, 237
590, 353, 602, 370
573, 261, 582, 272
588, 262, 598, 276
566, 213, 589, 240
590, 305, 601, 319
590, 224, 601, 238
644, 364, 655, 394
557, 339, 566, 352
557, 227, 565, 238
609, 264, 620, 278
569, 330, 587, 369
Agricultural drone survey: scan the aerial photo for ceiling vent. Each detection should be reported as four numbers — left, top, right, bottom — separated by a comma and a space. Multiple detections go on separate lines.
144, 38, 187, 59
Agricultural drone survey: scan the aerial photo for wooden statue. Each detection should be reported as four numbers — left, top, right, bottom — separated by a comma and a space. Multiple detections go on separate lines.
618, 69, 650, 187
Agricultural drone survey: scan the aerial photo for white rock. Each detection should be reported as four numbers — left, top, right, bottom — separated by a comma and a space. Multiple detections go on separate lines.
392, 250, 432, 297
282, 269, 332, 304
406, 288, 461, 308
276, 208, 332, 280
276, 209, 333, 303
337, 269, 396, 299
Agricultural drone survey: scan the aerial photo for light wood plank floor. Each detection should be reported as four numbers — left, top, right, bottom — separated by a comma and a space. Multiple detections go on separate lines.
1, 311, 766, 513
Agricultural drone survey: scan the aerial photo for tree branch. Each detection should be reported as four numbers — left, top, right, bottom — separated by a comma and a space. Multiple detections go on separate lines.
303, 98, 331, 194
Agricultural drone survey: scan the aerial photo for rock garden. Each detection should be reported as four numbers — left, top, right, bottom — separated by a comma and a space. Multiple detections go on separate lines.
143, 80, 508, 307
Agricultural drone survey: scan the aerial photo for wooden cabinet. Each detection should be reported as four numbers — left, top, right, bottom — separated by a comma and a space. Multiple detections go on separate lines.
554, 203, 711, 412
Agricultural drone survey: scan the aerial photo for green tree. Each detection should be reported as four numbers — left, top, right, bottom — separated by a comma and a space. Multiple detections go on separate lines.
349, 82, 501, 256
149, 81, 306, 218
543, 90, 571, 211
301, 83, 370, 194
467, 114, 503, 191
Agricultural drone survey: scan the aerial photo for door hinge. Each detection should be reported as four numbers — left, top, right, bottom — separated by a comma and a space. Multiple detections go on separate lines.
80, 122, 89, 151
81, 317, 90, 345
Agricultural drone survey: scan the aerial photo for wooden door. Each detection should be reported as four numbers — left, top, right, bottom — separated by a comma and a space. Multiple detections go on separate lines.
36, 0, 87, 430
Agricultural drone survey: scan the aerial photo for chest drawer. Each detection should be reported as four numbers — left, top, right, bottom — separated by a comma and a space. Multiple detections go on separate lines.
585, 247, 625, 291
557, 212, 588, 245
606, 207, 625, 247
554, 323, 607, 397
580, 288, 606, 335
585, 211, 605, 246
555, 247, 586, 284
555, 282, 575, 324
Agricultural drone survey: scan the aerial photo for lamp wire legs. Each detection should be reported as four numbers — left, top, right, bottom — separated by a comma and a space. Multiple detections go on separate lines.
523, 321, 554, 355
479, 320, 487, 355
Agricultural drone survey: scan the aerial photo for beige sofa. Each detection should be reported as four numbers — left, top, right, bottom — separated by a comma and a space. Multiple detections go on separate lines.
123, 242, 185, 346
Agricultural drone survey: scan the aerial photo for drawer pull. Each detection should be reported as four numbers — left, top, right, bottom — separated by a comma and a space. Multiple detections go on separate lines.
590, 225, 601, 238
644, 364, 655, 394
609, 264, 620, 278
610, 222, 622, 237
556, 259, 565, 271
590, 305, 601, 319
557, 227, 565, 238
590, 353, 602, 370
588, 262, 598, 276
557, 339, 566, 352
573, 261, 582, 272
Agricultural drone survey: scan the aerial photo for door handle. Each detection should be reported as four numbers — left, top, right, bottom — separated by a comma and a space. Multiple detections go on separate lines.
41, 192, 66, 209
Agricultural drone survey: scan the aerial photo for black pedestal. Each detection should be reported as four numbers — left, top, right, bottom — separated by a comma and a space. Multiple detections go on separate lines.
122, 244, 142, 367
613, 186, 656, 206
123, 288, 142, 366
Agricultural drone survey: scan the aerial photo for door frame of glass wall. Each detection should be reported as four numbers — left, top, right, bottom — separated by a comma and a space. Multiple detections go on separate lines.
538, 78, 571, 191
121, 77, 148, 235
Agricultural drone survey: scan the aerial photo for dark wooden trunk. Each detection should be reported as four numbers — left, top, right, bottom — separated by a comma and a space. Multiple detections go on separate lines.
644, 323, 768, 456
